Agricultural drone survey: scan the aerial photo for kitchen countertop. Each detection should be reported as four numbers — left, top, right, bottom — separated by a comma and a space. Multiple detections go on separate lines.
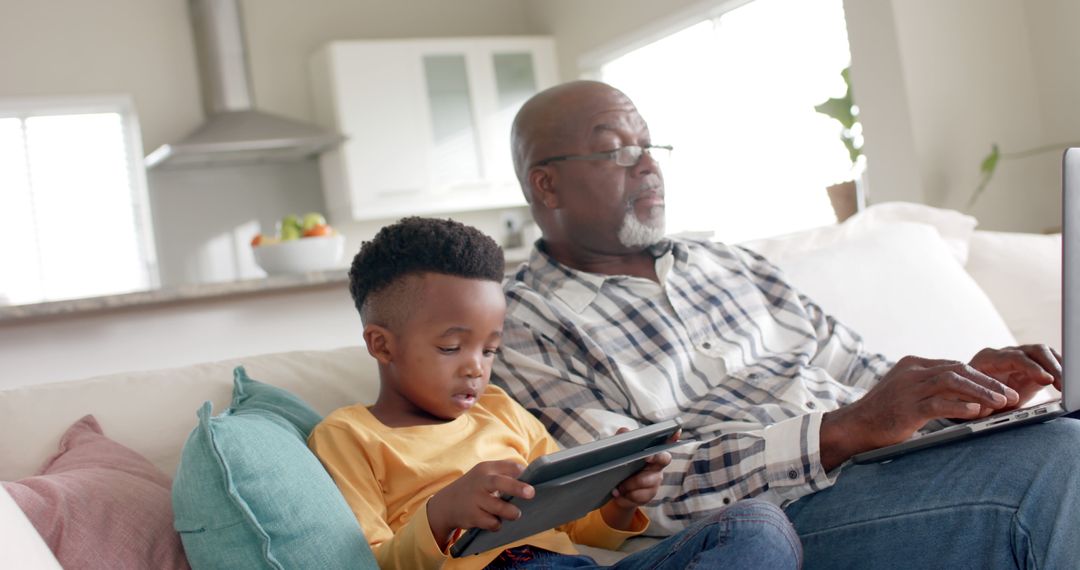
0, 269, 350, 323
0, 246, 534, 324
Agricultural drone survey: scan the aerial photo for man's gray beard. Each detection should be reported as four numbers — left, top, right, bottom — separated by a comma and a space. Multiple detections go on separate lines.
617, 207, 665, 248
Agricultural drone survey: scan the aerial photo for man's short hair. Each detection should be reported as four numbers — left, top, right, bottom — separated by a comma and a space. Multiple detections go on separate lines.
348, 216, 505, 328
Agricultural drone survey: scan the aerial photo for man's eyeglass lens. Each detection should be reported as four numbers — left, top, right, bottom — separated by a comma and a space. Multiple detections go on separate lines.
614, 145, 672, 166
538, 145, 673, 167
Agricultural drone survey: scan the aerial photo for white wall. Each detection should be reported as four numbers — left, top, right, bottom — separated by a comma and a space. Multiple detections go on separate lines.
1027, 0, 1080, 145
0, 0, 202, 153
840, 0, 922, 208
845, 0, 1079, 233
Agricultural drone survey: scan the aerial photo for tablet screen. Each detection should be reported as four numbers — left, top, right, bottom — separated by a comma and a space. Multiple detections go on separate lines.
450, 418, 682, 558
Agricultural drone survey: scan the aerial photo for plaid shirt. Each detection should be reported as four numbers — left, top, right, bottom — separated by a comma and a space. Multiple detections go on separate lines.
491, 238, 893, 535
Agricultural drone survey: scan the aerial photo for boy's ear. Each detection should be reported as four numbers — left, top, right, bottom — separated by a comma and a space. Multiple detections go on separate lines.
363, 324, 396, 365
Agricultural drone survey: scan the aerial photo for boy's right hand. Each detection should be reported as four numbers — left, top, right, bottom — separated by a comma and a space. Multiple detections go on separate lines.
427, 460, 535, 551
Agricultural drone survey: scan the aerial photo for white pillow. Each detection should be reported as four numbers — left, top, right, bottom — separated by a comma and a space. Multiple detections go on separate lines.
0, 486, 62, 569
847, 201, 979, 264
743, 201, 978, 265
966, 230, 1062, 351
750, 222, 1016, 362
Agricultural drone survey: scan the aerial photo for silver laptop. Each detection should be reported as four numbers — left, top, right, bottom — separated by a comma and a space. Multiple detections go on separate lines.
852, 148, 1079, 464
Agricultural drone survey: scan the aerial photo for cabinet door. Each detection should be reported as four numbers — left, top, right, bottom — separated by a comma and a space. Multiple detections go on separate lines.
420, 46, 486, 197
318, 42, 434, 219
483, 48, 553, 192
311, 38, 556, 222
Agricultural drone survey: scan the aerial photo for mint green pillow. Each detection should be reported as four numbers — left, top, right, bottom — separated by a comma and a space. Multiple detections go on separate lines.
172, 366, 376, 570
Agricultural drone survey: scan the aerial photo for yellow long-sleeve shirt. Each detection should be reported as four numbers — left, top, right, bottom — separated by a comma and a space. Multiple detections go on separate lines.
308, 384, 647, 570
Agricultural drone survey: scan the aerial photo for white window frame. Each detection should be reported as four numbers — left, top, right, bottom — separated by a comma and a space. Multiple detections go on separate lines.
0, 95, 159, 303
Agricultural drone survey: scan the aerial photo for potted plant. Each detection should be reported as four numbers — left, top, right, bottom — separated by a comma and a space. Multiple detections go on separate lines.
815, 67, 865, 222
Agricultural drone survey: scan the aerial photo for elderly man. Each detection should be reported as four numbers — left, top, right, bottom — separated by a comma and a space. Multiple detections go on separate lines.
491, 80, 1079, 568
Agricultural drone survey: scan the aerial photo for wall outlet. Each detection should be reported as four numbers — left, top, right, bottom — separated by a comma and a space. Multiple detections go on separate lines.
500, 210, 526, 248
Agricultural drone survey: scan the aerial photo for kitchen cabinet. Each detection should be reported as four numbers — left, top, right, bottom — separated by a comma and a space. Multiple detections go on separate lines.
309, 37, 557, 222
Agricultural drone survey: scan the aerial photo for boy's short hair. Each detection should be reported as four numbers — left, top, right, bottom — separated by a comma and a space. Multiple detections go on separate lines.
348, 216, 505, 327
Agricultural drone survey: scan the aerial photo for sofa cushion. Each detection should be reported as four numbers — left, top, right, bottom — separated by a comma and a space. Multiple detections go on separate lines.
751, 222, 1017, 361
844, 201, 979, 264
229, 363, 323, 436
742, 201, 979, 265
172, 366, 376, 570
966, 230, 1062, 351
2, 415, 189, 570
0, 345, 377, 482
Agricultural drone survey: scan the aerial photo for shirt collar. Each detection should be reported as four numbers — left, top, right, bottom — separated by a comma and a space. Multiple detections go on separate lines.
524, 238, 681, 313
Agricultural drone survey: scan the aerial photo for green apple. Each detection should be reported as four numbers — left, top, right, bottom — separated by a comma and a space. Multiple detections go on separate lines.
279, 214, 302, 241
280, 225, 301, 241
301, 212, 327, 232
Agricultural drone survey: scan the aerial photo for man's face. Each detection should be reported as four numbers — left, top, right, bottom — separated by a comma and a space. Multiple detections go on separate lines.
545, 94, 666, 253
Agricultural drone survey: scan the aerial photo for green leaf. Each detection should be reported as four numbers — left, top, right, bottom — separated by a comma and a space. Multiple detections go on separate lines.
815, 66, 860, 167
844, 138, 859, 164
815, 97, 855, 129
969, 143, 1000, 208
980, 143, 1000, 175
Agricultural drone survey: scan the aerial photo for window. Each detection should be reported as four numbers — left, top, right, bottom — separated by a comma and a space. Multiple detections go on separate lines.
0, 97, 156, 305
596, 0, 858, 243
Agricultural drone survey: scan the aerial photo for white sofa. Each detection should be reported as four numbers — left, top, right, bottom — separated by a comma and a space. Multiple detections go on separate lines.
0, 204, 1063, 568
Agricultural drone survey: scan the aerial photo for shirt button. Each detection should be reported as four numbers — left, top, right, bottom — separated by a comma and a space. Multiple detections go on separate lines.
788, 469, 799, 480
702, 341, 712, 349
807, 401, 816, 409
722, 497, 731, 505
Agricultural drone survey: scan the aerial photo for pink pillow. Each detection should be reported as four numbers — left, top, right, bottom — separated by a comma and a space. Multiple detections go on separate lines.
2, 415, 189, 570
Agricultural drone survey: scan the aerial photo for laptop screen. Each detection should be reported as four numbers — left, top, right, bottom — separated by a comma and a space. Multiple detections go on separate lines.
1063, 148, 1079, 412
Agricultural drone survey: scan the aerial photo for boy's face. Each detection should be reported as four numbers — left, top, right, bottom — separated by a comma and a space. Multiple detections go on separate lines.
379, 273, 506, 423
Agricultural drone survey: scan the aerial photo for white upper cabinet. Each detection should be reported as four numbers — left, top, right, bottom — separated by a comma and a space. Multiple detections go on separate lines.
309, 37, 557, 221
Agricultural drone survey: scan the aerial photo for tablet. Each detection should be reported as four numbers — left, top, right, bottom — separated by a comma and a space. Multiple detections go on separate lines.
449, 418, 683, 558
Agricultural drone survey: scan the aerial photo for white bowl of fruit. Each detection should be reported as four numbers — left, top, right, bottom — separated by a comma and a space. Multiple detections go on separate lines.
251, 212, 346, 275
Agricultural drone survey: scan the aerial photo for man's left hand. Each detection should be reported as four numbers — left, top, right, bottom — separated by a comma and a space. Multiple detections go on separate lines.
970, 344, 1062, 409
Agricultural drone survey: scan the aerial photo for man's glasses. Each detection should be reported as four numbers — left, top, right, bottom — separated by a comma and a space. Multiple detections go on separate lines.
534, 144, 673, 168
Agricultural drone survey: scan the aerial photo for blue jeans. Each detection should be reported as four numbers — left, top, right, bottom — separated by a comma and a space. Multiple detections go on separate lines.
486, 499, 801, 569
783, 418, 1080, 569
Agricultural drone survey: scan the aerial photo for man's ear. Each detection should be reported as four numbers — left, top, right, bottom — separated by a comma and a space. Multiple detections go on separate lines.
528, 166, 559, 209
363, 324, 395, 365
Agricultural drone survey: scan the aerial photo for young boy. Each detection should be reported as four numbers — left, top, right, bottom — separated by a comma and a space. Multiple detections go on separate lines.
308, 217, 801, 569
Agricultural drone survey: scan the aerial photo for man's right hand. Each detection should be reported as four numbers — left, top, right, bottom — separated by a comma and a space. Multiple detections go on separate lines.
819, 356, 1019, 470
426, 460, 535, 551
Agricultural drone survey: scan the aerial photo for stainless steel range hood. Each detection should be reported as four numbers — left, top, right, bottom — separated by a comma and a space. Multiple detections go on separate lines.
145, 0, 344, 169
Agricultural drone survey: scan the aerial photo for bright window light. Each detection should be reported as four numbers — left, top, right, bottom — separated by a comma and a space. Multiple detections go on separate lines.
0, 103, 155, 305
600, 0, 856, 243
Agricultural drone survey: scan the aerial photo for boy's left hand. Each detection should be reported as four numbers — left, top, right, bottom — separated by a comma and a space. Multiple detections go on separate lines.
600, 428, 678, 529
609, 447, 672, 509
